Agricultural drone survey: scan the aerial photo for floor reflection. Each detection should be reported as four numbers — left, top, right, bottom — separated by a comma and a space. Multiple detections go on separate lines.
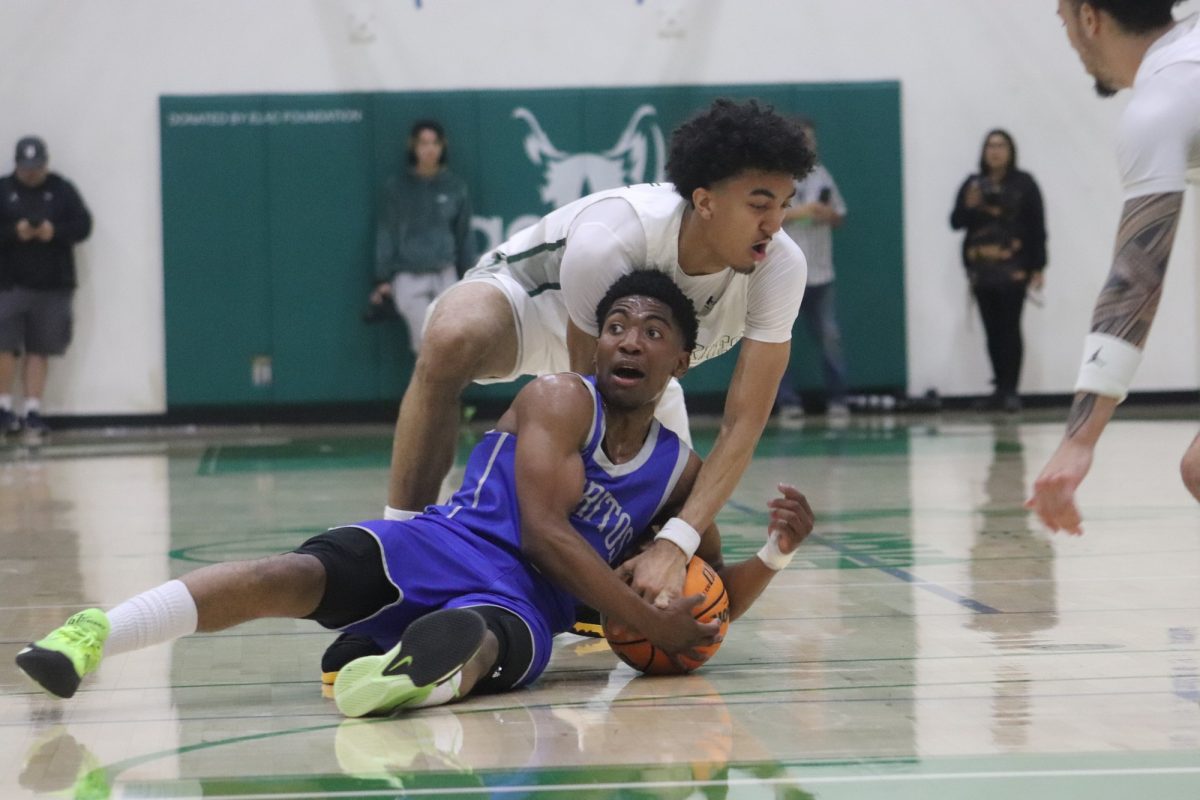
968, 420, 1058, 750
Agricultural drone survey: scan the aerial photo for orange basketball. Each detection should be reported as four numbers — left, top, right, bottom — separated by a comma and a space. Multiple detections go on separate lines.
603, 556, 730, 675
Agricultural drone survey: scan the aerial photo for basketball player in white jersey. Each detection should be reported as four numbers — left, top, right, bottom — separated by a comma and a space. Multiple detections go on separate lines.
385, 99, 814, 595
1029, 0, 1200, 533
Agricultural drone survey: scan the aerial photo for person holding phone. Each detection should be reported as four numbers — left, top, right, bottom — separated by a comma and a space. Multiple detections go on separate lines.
774, 118, 850, 424
0, 136, 93, 440
950, 129, 1047, 413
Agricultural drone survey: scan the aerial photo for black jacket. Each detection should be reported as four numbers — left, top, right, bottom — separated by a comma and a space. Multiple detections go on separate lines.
0, 172, 93, 290
950, 169, 1046, 285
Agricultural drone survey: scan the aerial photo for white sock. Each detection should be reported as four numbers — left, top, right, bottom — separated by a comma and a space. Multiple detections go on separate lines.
0, 395, 11, 412
410, 672, 462, 709
23, 397, 40, 414
105, 579, 199, 657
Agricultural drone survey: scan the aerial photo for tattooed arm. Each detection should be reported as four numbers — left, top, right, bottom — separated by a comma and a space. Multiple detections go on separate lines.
1027, 192, 1183, 534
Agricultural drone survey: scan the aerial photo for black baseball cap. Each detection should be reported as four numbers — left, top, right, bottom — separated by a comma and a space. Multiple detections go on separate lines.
15, 136, 47, 169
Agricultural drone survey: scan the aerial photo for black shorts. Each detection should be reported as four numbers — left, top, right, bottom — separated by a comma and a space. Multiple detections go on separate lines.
294, 526, 534, 693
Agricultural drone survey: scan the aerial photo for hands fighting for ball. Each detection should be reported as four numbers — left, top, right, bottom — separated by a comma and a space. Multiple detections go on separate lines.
619, 483, 814, 607
768, 483, 815, 552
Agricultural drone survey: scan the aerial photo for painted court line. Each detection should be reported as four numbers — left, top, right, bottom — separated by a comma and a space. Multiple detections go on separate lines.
148, 765, 1200, 798
726, 499, 1000, 614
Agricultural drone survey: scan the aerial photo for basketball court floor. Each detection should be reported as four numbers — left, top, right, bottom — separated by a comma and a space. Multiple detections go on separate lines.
2, 410, 1200, 798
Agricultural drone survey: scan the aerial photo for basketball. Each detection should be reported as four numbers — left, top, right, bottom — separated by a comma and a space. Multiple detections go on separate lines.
603, 556, 730, 675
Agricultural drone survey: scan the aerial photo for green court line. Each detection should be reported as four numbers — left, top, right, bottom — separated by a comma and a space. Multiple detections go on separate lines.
86, 742, 1200, 799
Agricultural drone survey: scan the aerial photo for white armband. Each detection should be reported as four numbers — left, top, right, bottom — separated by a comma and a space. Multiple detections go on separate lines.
654, 517, 701, 561
1074, 332, 1142, 403
756, 530, 795, 571
384, 505, 419, 521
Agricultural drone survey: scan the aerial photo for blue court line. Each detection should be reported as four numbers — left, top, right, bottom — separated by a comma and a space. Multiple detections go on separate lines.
726, 500, 1001, 615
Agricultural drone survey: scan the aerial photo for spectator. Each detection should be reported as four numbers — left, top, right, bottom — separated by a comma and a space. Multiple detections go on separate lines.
950, 129, 1047, 413
367, 120, 473, 354
0, 136, 93, 439
774, 119, 850, 424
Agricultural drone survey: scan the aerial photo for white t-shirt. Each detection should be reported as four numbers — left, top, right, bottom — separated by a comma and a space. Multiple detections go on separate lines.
468, 183, 807, 367
1119, 13, 1200, 199
781, 163, 847, 287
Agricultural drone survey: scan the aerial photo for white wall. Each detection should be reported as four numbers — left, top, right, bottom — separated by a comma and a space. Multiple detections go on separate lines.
2, 0, 1196, 413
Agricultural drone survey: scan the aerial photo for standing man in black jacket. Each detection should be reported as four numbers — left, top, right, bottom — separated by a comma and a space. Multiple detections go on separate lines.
0, 136, 93, 439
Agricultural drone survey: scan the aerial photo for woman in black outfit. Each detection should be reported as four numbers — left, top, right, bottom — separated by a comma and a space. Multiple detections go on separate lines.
951, 129, 1047, 412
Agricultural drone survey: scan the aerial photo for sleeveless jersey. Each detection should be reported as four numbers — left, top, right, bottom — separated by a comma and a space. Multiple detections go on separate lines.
347, 374, 691, 642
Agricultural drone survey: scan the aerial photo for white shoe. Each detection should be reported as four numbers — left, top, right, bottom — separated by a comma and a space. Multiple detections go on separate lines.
777, 404, 805, 430
826, 402, 850, 421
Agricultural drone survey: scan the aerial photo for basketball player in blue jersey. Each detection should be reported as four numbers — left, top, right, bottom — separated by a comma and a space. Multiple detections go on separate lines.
16, 271, 814, 718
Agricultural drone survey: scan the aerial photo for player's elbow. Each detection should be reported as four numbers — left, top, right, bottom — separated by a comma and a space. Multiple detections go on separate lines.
1180, 450, 1200, 502
519, 524, 559, 566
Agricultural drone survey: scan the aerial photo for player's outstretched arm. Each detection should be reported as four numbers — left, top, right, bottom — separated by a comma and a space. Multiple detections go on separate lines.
695, 484, 814, 621
675, 338, 789, 533
1028, 192, 1182, 534
511, 376, 719, 655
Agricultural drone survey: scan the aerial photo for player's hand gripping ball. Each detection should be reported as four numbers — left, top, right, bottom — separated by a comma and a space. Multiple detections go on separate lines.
603, 556, 730, 674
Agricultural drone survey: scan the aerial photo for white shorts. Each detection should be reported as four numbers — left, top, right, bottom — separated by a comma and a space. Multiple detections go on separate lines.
452, 270, 571, 384
436, 270, 692, 447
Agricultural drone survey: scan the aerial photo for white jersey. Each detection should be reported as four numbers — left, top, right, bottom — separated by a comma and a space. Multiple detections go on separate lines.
1119, 13, 1200, 200
465, 183, 807, 367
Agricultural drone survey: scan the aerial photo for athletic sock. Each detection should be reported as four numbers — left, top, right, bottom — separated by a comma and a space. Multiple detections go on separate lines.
23, 398, 40, 414
105, 579, 199, 657
0, 395, 11, 412
410, 672, 463, 709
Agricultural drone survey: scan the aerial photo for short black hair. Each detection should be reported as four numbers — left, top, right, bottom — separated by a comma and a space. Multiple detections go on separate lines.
666, 98, 815, 201
1068, 0, 1182, 34
978, 129, 1018, 174
407, 119, 448, 165
595, 270, 699, 353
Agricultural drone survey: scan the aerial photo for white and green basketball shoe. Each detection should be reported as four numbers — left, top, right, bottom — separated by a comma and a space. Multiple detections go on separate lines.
334, 608, 487, 718
15, 609, 109, 699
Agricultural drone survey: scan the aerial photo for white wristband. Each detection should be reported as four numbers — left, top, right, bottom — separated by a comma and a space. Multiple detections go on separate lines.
384, 505, 419, 521
654, 517, 701, 561
756, 530, 795, 571
1074, 332, 1141, 403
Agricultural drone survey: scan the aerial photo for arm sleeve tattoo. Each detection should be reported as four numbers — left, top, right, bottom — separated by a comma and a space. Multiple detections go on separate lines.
1090, 192, 1183, 346
1066, 192, 1183, 438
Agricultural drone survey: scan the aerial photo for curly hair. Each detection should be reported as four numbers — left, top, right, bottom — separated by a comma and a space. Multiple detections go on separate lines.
666, 98, 815, 201
595, 270, 699, 353
1065, 0, 1183, 34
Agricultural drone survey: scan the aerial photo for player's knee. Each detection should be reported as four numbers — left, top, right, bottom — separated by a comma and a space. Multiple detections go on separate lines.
467, 606, 536, 695
412, 324, 490, 387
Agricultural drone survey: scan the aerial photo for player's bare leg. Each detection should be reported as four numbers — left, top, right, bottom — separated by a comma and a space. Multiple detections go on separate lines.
181, 553, 327, 631
16, 553, 328, 698
388, 282, 518, 511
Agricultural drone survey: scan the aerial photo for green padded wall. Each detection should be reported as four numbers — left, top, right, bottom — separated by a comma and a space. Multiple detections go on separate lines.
161, 83, 904, 408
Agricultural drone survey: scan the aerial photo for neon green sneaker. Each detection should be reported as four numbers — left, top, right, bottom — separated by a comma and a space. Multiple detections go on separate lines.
15, 609, 109, 699
334, 608, 486, 718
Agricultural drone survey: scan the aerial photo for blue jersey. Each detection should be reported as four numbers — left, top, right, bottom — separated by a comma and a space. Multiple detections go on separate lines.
342, 374, 691, 680
432, 374, 690, 572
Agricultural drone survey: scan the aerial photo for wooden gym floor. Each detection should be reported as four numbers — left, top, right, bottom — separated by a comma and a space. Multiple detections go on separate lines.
2, 410, 1199, 798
